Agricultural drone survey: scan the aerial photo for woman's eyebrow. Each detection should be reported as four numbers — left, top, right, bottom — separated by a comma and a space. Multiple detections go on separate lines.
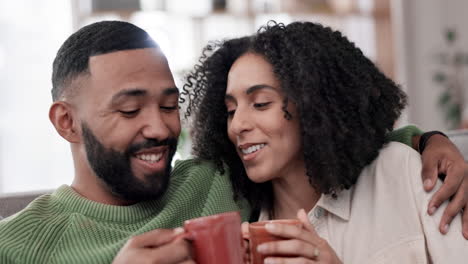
225, 94, 236, 103
225, 84, 277, 102
246, 84, 276, 94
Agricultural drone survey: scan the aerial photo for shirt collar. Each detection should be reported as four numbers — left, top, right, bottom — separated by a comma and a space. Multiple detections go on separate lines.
314, 187, 352, 221
257, 187, 353, 222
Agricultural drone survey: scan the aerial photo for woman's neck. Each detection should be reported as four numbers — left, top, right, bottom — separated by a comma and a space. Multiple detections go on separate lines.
270, 165, 320, 219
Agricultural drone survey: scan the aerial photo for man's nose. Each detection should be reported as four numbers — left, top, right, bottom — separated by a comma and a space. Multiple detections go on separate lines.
141, 110, 171, 140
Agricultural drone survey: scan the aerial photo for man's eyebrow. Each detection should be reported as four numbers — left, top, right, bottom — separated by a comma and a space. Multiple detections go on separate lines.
110, 87, 179, 104
246, 84, 276, 94
111, 88, 147, 103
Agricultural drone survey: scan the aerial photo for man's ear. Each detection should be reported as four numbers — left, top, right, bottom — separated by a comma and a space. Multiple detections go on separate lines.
49, 101, 80, 143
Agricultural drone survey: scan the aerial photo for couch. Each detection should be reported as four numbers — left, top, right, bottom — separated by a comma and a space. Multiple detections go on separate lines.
0, 190, 51, 219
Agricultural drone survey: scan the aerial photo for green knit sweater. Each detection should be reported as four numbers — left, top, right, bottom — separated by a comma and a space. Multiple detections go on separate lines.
0, 125, 421, 263
0, 159, 250, 264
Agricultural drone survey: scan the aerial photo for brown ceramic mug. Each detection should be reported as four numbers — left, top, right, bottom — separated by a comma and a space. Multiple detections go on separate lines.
249, 219, 302, 264
183, 211, 243, 264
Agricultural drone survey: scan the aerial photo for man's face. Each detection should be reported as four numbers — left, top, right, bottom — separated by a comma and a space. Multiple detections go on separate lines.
74, 48, 181, 201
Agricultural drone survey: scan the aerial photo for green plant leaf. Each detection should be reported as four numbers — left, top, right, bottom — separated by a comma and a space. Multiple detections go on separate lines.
438, 91, 451, 106
447, 103, 461, 126
433, 72, 447, 83
445, 28, 457, 44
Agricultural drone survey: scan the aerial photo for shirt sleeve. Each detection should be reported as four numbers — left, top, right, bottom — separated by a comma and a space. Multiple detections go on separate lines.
386, 125, 424, 147
406, 148, 468, 263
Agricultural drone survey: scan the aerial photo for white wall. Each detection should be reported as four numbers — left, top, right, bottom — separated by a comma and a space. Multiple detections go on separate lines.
0, 0, 74, 193
393, 0, 468, 131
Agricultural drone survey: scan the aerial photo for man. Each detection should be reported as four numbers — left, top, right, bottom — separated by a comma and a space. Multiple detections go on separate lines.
0, 21, 466, 264
0, 21, 248, 264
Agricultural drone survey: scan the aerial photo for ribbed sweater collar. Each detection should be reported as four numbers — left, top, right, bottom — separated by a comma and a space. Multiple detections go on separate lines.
51, 185, 161, 222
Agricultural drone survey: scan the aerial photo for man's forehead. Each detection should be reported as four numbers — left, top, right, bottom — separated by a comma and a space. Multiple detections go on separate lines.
88, 48, 173, 84
88, 47, 168, 72
71, 48, 175, 102
110, 87, 179, 105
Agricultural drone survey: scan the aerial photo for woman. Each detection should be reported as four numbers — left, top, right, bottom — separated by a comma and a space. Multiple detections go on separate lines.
183, 21, 468, 263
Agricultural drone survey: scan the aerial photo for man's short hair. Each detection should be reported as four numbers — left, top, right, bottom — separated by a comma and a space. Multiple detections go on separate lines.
51, 21, 158, 101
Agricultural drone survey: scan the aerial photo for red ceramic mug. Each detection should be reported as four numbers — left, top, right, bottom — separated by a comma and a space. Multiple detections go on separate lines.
184, 211, 243, 264
249, 219, 302, 264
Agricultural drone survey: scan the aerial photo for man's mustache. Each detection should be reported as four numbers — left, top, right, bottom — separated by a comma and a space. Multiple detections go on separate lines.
127, 138, 178, 155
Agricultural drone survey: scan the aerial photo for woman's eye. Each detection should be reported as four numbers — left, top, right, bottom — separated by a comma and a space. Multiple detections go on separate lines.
253, 102, 271, 108
227, 109, 236, 117
160, 106, 179, 112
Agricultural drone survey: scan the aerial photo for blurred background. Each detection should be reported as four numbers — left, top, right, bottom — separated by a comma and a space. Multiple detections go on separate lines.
0, 0, 467, 194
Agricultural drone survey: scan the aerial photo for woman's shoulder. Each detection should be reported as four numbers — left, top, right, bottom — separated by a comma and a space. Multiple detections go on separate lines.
379, 141, 420, 160
375, 142, 422, 171
357, 142, 422, 191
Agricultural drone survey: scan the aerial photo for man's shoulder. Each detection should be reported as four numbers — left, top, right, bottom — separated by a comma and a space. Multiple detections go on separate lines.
0, 193, 61, 260
0, 192, 62, 232
165, 158, 250, 221
173, 158, 218, 171
172, 158, 227, 180
0, 193, 53, 223
169, 158, 233, 193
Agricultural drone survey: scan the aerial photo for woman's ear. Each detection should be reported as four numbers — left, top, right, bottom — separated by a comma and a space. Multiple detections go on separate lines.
49, 101, 80, 143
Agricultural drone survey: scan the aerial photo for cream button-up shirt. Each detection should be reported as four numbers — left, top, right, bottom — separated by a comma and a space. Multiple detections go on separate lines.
260, 142, 468, 263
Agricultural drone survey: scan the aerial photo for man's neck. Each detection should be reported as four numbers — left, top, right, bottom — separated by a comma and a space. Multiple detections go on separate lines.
71, 178, 135, 206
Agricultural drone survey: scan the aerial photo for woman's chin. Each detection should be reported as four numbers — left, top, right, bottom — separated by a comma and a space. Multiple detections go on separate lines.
247, 172, 274, 183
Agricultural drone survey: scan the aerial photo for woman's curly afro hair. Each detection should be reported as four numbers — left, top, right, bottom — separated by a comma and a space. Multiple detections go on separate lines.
181, 21, 407, 214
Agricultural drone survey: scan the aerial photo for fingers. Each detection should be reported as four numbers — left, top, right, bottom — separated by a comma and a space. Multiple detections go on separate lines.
259, 211, 322, 260
242, 221, 250, 239
458, 167, 468, 240
426, 160, 468, 239
264, 223, 306, 241
242, 222, 251, 264
126, 228, 184, 248
264, 211, 319, 243
421, 153, 439, 191
262, 257, 316, 264
147, 239, 193, 264
438, 184, 465, 234
297, 209, 318, 237
257, 239, 318, 259
259, 210, 341, 263
243, 238, 251, 264
463, 208, 468, 240
178, 261, 196, 264
180, 259, 197, 264
113, 228, 190, 264
428, 162, 463, 215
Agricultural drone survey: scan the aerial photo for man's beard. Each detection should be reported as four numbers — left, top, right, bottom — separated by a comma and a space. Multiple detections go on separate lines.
81, 123, 177, 202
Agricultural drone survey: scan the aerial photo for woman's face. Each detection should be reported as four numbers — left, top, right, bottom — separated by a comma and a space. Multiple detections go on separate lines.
225, 53, 304, 183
